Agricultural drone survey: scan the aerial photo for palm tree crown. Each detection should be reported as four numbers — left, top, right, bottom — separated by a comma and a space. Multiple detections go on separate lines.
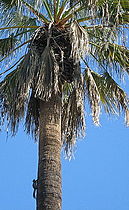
0, 0, 129, 157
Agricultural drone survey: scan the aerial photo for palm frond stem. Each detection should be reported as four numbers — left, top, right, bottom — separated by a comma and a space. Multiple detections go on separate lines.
55, 0, 60, 19
0, 26, 39, 31
14, 29, 36, 37
77, 16, 98, 23
53, 0, 57, 21
83, 25, 129, 30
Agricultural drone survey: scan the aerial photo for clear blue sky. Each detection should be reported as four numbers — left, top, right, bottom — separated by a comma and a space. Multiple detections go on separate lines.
0, 112, 129, 210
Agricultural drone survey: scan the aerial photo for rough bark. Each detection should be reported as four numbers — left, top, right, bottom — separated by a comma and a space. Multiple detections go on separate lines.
37, 94, 62, 210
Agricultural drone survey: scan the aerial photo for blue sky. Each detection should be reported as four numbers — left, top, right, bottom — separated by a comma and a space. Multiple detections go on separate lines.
0, 112, 129, 210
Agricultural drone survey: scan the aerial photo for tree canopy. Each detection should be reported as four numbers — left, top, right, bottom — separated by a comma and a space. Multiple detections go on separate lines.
0, 0, 129, 156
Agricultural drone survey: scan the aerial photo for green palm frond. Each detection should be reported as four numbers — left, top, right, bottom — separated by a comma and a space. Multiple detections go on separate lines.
0, 51, 32, 134
0, 1, 40, 63
0, 35, 18, 56
0, 39, 31, 63
101, 72, 128, 114
55, 0, 60, 19
120, 13, 129, 24
79, 0, 129, 25
0, 69, 25, 134
90, 41, 129, 75
84, 69, 129, 116
83, 68, 129, 126
10, 14, 37, 28
119, 0, 129, 12
0, 55, 25, 76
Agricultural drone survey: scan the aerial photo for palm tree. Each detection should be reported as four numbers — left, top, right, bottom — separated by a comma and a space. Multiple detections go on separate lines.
0, 0, 129, 209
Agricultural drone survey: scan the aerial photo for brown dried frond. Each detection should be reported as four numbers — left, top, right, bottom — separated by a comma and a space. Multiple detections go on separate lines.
125, 109, 129, 127
25, 90, 40, 139
62, 76, 85, 157
84, 68, 101, 126
69, 21, 89, 63
33, 46, 60, 100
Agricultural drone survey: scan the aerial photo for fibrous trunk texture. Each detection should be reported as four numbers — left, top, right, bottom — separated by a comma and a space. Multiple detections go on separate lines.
37, 94, 62, 210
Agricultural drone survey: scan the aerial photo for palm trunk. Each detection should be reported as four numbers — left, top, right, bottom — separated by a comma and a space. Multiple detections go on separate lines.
37, 94, 62, 210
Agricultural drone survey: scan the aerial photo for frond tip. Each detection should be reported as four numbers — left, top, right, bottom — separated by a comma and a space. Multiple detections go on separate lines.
125, 109, 129, 127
